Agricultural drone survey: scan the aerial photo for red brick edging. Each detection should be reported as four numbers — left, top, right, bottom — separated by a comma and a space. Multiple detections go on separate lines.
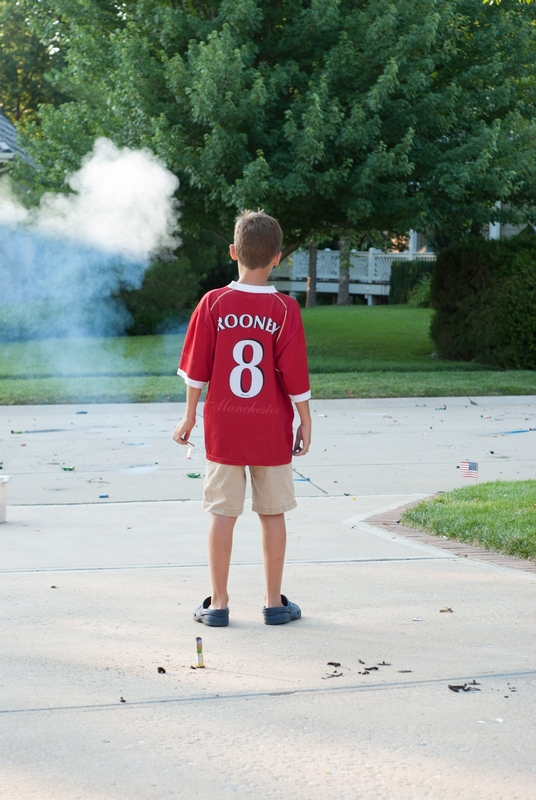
364, 502, 536, 575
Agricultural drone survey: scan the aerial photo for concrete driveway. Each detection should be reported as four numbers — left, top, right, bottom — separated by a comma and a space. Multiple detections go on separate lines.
1, 396, 535, 800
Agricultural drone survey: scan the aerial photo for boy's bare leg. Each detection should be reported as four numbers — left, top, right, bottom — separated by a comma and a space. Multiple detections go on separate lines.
208, 514, 236, 609
260, 513, 287, 608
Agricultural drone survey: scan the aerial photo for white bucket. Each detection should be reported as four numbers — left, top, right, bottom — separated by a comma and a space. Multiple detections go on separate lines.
0, 476, 11, 524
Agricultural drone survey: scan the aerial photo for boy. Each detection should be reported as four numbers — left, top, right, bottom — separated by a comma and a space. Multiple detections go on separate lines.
173, 210, 311, 626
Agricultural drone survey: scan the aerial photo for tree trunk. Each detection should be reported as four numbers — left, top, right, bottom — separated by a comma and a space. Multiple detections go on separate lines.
306, 242, 317, 307
337, 233, 351, 305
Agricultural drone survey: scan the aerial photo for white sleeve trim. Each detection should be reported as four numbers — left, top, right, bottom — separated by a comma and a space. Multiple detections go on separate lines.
289, 390, 311, 403
177, 368, 207, 389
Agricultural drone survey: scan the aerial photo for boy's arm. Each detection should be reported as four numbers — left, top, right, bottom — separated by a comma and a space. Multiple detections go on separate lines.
292, 399, 312, 456
173, 385, 202, 445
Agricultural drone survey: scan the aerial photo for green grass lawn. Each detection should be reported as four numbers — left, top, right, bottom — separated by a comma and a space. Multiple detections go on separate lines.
305, 306, 484, 373
0, 335, 186, 404
401, 481, 536, 561
0, 306, 534, 404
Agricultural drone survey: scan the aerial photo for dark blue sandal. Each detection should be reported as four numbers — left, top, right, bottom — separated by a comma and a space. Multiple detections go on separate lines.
263, 594, 301, 626
193, 596, 229, 627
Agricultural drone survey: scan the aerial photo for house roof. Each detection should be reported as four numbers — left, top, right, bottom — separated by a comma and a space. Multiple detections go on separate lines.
0, 111, 29, 163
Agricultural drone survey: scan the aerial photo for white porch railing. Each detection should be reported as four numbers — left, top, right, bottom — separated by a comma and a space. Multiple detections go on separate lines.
270, 248, 436, 286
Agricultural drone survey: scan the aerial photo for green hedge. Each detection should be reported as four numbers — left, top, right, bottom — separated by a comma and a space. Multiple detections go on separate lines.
119, 255, 200, 336
120, 232, 236, 335
389, 260, 434, 304
430, 234, 536, 369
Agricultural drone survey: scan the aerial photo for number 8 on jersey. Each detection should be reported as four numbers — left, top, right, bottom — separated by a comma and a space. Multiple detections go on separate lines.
230, 339, 264, 399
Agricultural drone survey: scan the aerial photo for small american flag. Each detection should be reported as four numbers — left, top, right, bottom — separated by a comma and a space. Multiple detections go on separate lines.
460, 461, 478, 479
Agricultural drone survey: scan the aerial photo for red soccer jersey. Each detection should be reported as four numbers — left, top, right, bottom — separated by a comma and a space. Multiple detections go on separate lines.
178, 281, 311, 466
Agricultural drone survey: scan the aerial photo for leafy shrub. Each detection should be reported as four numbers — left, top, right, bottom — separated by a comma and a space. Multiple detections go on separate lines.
430, 234, 536, 369
120, 254, 200, 336
407, 273, 432, 308
120, 232, 236, 335
389, 260, 435, 304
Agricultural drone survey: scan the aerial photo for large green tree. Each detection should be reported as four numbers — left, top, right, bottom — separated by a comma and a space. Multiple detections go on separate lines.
15, 0, 536, 254
0, 0, 65, 126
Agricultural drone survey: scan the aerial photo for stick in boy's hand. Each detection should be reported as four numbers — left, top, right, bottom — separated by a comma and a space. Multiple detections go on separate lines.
173, 434, 194, 446
173, 418, 196, 446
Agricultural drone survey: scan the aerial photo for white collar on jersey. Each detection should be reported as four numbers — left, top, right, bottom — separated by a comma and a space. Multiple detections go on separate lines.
228, 281, 277, 294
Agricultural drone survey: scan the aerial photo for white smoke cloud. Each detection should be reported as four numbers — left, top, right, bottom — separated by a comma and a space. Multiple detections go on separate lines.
1, 137, 180, 258
0, 185, 28, 225
0, 138, 181, 343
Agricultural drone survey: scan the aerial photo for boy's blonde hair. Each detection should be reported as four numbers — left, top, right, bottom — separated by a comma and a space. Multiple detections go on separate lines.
234, 210, 283, 270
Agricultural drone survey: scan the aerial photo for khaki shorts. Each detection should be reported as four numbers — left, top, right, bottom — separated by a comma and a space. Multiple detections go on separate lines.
203, 460, 297, 517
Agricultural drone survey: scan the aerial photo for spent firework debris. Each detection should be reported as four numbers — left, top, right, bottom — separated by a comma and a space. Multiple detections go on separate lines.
196, 636, 205, 668
448, 681, 481, 693
460, 461, 478, 479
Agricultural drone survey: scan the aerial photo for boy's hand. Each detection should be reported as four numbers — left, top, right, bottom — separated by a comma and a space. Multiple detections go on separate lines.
173, 415, 196, 445
292, 423, 311, 456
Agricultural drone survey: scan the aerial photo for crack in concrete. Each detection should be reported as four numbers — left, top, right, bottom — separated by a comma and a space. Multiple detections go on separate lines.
0, 556, 448, 575
2, 669, 535, 716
